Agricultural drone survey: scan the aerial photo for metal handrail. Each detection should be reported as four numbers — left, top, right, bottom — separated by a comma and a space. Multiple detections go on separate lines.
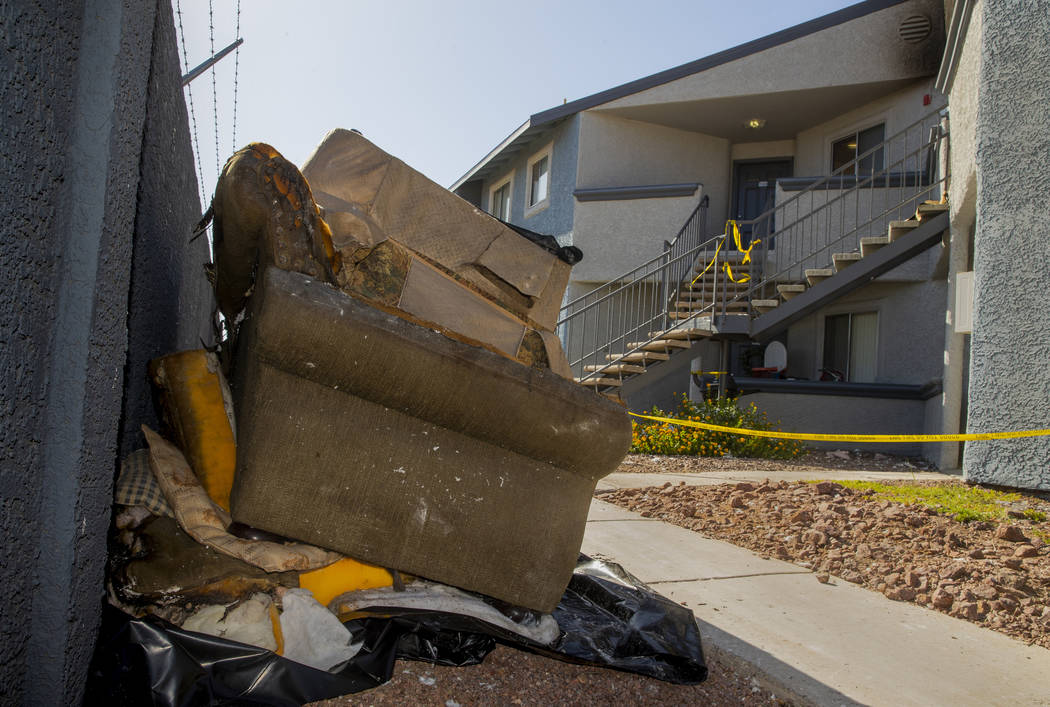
739, 108, 949, 312
558, 107, 949, 384
557, 202, 719, 380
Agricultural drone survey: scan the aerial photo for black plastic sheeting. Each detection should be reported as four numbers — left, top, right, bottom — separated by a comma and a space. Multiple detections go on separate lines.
86, 556, 706, 705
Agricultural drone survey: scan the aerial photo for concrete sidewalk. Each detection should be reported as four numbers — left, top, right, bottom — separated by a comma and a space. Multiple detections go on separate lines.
582, 492, 1050, 706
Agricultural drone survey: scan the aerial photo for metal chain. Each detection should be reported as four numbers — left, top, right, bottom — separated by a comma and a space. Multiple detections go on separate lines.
231, 0, 241, 152
175, 0, 206, 207
208, 0, 220, 186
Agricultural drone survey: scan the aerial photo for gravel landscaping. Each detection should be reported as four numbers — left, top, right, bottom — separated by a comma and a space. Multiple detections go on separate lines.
601, 454, 1050, 649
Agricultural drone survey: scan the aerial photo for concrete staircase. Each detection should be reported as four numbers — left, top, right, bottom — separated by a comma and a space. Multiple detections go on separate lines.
575, 201, 948, 396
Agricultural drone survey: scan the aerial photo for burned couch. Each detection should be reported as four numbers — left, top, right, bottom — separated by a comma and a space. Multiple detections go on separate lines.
212, 134, 631, 612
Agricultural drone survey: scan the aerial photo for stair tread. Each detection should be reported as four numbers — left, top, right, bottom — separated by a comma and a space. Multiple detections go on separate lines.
676, 301, 748, 311
889, 220, 920, 229
576, 376, 623, 387
777, 284, 806, 293
627, 339, 693, 350
609, 351, 670, 362
669, 310, 711, 320
649, 328, 712, 340
583, 363, 646, 375
806, 268, 834, 286
752, 299, 780, 306
861, 235, 891, 257
678, 285, 750, 295
916, 202, 948, 218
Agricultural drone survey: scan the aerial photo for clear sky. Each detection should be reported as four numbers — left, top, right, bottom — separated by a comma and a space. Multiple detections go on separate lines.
176, 0, 860, 203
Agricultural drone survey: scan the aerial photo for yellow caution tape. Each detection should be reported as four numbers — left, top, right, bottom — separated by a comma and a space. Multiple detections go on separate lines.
690, 371, 728, 375
690, 237, 724, 286
628, 412, 1050, 443
690, 221, 761, 287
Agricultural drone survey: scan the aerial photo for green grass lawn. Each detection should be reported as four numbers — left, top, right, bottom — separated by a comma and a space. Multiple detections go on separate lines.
822, 480, 1048, 529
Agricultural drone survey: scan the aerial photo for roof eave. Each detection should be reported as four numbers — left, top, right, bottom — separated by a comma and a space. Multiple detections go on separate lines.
530, 0, 911, 127
450, 119, 531, 191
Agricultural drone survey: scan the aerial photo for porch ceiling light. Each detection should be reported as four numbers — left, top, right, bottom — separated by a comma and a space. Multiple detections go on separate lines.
746, 118, 766, 130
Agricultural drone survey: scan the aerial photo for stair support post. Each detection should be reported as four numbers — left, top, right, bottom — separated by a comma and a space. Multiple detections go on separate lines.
718, 340, 730, 399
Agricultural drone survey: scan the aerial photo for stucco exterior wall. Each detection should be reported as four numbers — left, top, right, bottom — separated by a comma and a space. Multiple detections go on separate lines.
783, 279, 946, 385
600, 0, 944, 110
480, 116, 579, 242
963, 0, 1050, 490
120, 1, 214, 457
570, 112, 729, 281
731, 140, 796, 163
744, 392, 930, 456
0, 0, 209, 701
794, 82, 943, 176
1, 4, 87, 698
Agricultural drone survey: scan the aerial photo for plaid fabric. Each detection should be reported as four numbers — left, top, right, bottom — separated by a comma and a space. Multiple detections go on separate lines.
115, 448, 173, 517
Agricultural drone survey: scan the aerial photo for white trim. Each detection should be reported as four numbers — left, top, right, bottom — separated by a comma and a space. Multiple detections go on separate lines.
450, 119, 530, 191
524, 141, 554, 218
488, 172, 514, 221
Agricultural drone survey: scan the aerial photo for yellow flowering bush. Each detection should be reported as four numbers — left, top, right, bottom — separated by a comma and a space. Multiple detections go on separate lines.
630, 394, 805, 459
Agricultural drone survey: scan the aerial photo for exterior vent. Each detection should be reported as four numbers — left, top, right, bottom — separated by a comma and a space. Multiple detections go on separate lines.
898, 14, 933, 43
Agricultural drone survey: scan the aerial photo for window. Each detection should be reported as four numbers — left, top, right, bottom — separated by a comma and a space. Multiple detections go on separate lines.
525, 143, 553, 216
489, 175, 512, 221
822, 311, 877, 382
832, 123, 885, 176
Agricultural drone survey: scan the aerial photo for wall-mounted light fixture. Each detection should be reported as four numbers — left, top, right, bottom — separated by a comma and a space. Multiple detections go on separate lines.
746, 118, 766, 129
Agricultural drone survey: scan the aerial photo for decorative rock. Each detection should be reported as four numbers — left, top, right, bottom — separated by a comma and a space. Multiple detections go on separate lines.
995, 525, 1029, 543
931, 588, 955, 609
802, 530, 828, 547
789, 510, 812, 524
840, 570, 864, 584
734, 482, 755, 492
729, 495, 746, 509
814, 482, 842, 495
968, 549, 985, 559
1014, 546, 1039, 558
815, 573, 830, 584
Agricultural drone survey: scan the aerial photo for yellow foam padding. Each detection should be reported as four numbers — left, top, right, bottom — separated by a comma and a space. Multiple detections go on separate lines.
148, 350, 237, 510
268, 601, 284, 656
298, 557, 394, 607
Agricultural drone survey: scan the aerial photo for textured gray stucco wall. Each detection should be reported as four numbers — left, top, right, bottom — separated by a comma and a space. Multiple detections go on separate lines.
519, 115, 579, 241
480, 116, 580, 243
120, 0, 214, 458
784, 279, 947, 385
1, 0, 208, 701
0, 2, 84, 698
745, 392, 930, 457
963, 0, 1050, 490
